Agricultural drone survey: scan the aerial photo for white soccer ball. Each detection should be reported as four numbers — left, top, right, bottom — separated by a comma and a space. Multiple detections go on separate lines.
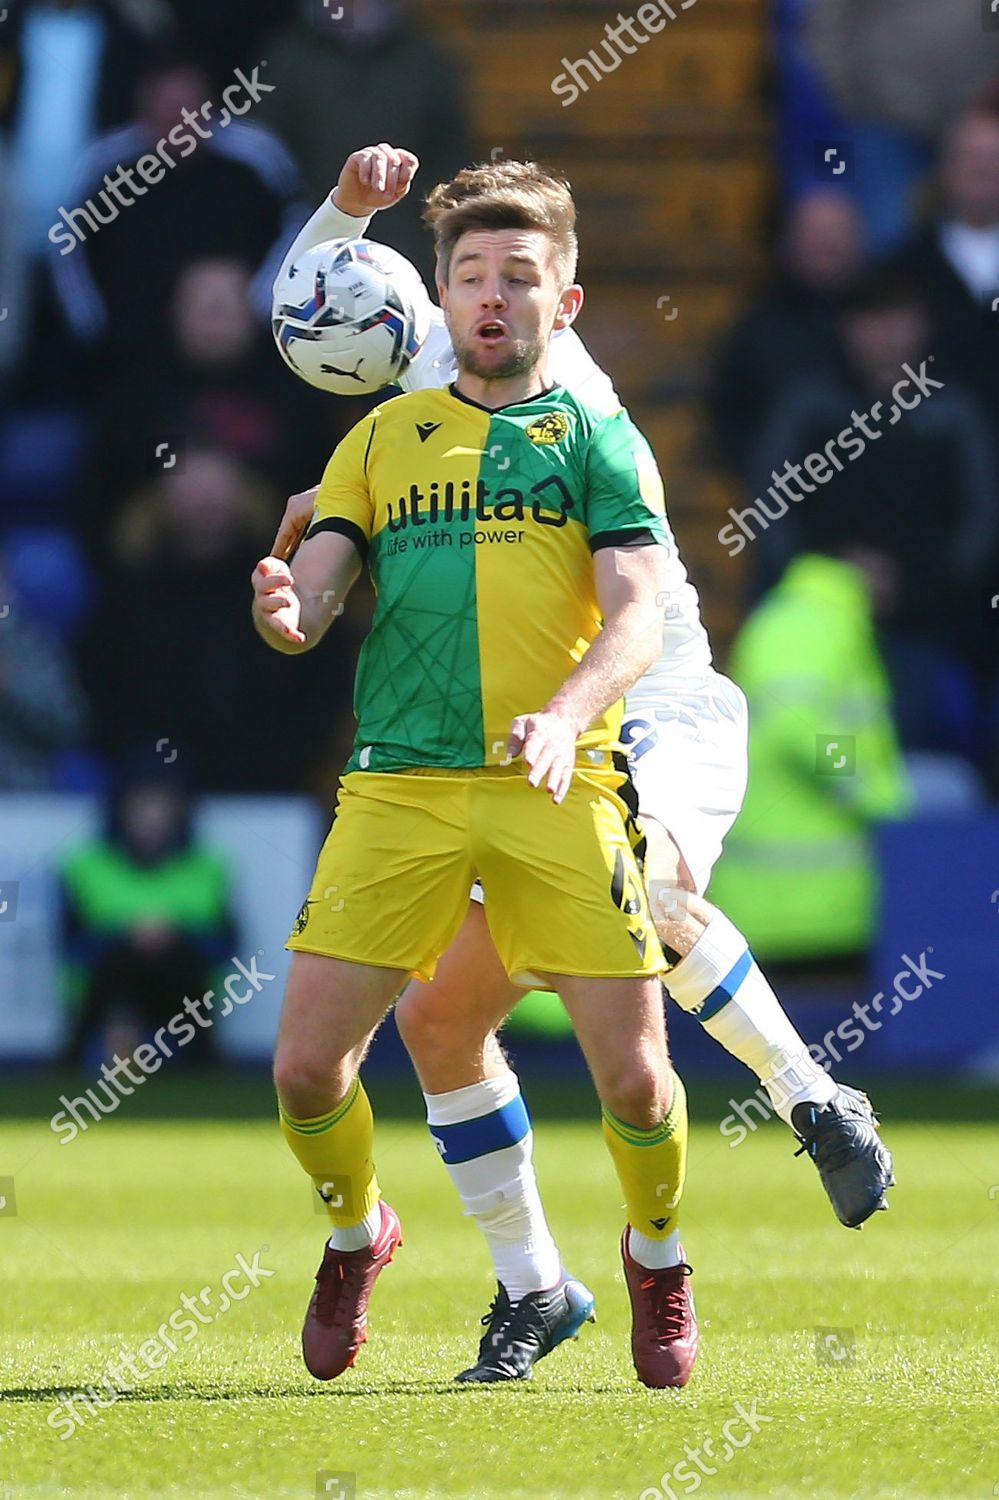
272, 237, 432, 395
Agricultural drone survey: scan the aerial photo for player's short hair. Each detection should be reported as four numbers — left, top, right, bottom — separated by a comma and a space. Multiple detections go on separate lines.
424, 160, 579, 289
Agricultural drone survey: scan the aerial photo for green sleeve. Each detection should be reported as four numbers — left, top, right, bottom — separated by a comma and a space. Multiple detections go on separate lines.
582, 409, 672, 551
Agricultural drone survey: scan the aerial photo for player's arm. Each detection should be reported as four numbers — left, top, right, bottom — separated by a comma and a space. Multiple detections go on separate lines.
251, 414, 375, 653
509, 544, 667, 804
251, 531, 361, 654
509, 410, 672, 803
273, 144, 419, 289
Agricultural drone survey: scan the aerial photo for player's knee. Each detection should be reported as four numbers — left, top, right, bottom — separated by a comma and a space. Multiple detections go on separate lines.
601, 1058, 673, 1130
272, 1045, 349, 1118
394, 984, 452, 1058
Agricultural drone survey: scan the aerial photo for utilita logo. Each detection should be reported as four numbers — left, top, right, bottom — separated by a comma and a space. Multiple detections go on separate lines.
384, 476, 574, 536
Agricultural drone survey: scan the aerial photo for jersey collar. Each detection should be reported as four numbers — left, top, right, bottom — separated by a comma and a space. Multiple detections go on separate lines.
447, 381, 563, 414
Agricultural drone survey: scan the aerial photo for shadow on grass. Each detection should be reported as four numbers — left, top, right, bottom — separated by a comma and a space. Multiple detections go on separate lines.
1, 1378, 594, 1402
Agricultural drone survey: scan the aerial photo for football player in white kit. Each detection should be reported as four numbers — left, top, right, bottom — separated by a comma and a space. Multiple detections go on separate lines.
269, 144, 894, 1386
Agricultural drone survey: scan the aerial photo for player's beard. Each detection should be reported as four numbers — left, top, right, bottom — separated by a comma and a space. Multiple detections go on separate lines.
454, 329, 546, 382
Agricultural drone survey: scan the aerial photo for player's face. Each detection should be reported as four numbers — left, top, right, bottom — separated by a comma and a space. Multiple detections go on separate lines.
438, 229, 581, 383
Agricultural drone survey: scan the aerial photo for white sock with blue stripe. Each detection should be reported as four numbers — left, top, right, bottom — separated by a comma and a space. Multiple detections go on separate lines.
424, 1072, 562, 1301
665, 912, 837, 1125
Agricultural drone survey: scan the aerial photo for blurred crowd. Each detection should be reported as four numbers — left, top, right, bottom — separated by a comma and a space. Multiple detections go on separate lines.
745, 0, 999, 803
0, 0, 472, 802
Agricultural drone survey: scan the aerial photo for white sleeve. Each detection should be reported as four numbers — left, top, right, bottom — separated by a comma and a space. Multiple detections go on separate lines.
396, 306, 455, 392
273, 196, 374, 294
548, 325, 621, 415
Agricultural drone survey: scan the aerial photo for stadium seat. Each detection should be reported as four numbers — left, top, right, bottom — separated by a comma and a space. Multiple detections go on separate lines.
1, 526, 94, 638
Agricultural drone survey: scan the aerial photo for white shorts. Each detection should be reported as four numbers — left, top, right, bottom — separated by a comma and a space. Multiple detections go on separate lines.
470, 671, 747, 907
622, 671, 749, 896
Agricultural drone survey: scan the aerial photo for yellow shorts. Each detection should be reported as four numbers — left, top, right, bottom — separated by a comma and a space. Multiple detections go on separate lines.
286, 765, 662, 984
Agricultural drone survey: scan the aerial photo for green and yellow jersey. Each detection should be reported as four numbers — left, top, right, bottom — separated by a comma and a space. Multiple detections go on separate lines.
306, 383, 669, 774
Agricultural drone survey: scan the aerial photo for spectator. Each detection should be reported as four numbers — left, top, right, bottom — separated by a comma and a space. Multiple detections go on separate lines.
0, 552, 90, 789
255, 0, 472, 278
806, 1, 999, 252
745, 265, 998, 755
2, 0, 170, 395
59, 746, 236, 1066
49, 47, 303, 368
708, 551, 912, 970
77, 444, 360, 792
78, 255, 342, 563
707, 188, 863, 481
886, 91, 999, 430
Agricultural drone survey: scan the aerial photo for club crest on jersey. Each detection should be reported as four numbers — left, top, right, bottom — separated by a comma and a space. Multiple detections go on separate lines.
525, 412, 569, 446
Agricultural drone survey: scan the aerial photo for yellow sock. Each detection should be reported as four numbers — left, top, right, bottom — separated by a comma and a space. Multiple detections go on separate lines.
278, 1078, 380, 1228
601, 1070, 687, 1238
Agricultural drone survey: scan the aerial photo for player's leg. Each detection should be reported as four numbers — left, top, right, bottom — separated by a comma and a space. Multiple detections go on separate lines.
273, 951, 406, 1380
395, 901, 590, 1376
474, 768, 695, 1387
644, 813, 840, 1126
278, 769, 476, 1378
274, 950, 403, 1239
552, 968, 696, 1388
629, 686, 893, 1227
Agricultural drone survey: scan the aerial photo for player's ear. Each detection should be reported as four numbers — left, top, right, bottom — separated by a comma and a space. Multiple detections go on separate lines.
435, 254, 448, 310
553, 284, 583, 332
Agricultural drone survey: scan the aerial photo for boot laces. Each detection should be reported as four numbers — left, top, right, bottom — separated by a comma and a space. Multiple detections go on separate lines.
640, 1263, 692, 1341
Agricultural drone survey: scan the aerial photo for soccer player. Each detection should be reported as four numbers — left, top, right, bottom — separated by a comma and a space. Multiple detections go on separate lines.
252, 155, 699, 1389
272, 143, 894, 1257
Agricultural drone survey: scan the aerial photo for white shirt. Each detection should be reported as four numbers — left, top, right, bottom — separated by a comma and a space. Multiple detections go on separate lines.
939, 221, 999, 302
277, 199, 714, 692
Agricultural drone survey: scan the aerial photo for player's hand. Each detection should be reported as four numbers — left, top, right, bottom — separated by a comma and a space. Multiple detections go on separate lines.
271, 484, 319, 561
332, 144, 420, 217
507, 710, 580, 805
251, 556, 305, 644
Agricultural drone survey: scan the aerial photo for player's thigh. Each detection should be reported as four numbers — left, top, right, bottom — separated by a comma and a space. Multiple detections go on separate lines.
472, 771, 662, 985
396, 899, 521, 1043
555, 971, 672, 1123
626, 678, 748, 896
274, 950, 405, 1095
286, 771, 475, 979
641, 814, 714, 954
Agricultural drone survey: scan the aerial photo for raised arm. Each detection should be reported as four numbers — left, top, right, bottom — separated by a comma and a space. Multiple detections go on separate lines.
274, 144, 420, 289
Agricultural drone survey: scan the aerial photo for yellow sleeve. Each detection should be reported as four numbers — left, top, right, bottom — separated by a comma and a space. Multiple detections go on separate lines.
305, 412, 377, 558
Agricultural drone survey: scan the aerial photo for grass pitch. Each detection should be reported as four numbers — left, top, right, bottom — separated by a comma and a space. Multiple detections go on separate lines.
1, 1074, 996, 1500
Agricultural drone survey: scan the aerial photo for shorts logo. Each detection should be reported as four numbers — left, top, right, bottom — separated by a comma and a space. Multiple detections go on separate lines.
610, 847, 651, 960
525, 412, 569, 446
610, 848, 643, 916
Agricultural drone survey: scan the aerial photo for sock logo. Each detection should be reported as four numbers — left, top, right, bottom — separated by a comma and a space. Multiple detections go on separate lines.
649, 1216, 670, 1231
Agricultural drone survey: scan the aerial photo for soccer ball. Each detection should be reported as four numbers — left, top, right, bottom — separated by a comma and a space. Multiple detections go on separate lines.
271, 237, 432, 395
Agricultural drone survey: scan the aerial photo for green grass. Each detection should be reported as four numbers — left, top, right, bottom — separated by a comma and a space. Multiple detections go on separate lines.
1, 1075, 996, 1500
